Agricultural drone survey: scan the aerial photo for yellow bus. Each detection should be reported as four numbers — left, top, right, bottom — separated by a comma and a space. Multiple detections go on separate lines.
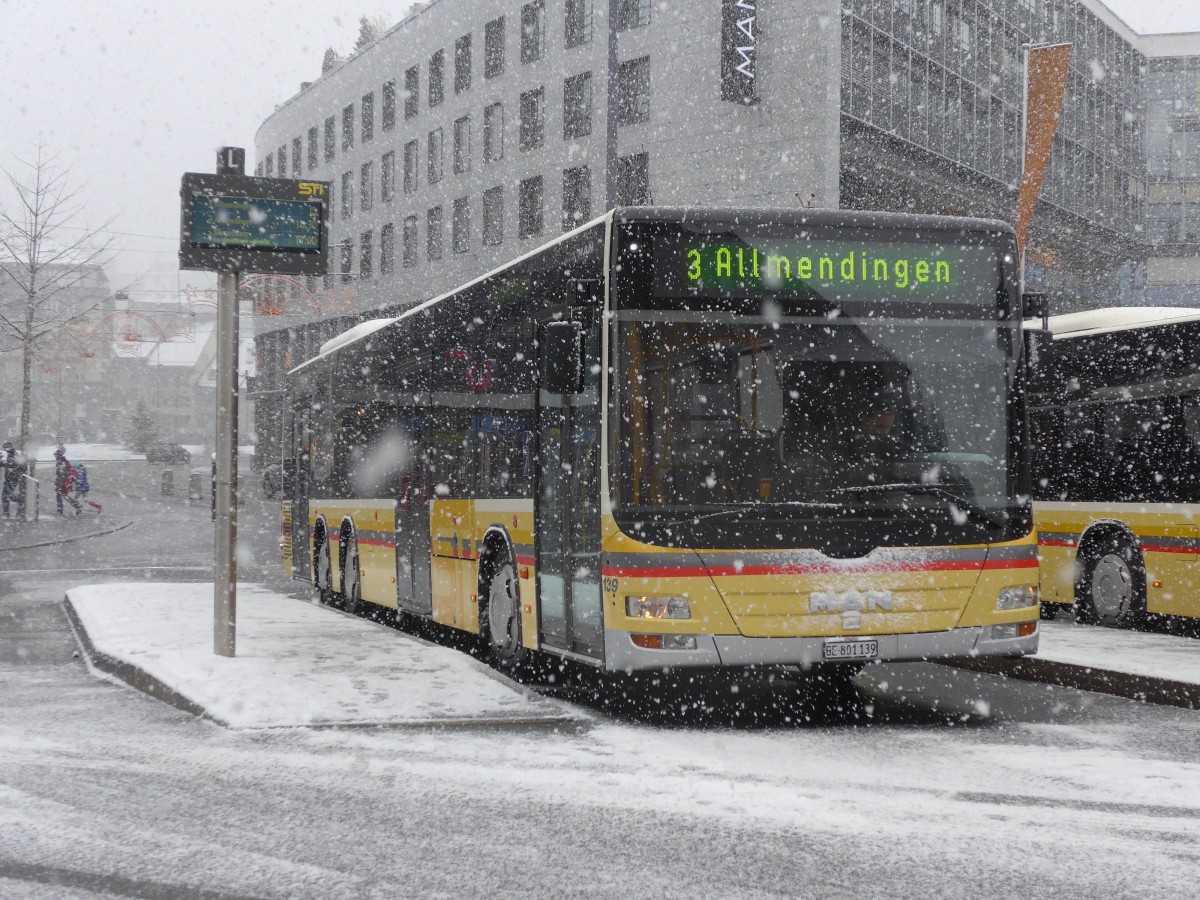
1030, 306, 1200, 626
280, 207, 1039, 675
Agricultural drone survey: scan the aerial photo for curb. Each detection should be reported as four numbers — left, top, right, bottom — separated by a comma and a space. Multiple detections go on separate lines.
65, 595, 211, 721
0, 518, 134, 552
65, 591, 586, 732
941, 655, 1200, 710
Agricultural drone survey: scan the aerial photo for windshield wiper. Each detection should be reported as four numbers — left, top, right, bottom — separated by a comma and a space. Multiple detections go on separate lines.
823, 484, 1006, 529
688, 501, 840, 525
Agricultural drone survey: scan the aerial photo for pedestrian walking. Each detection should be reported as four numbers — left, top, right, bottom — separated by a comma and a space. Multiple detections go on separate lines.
2, 441, 27, 518
73, 461, 101, 514
54, 446, 82, 516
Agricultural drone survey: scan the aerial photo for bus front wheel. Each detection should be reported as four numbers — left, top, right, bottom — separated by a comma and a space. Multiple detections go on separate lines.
1076, 536, 1145, 628
481, 558, 525, 670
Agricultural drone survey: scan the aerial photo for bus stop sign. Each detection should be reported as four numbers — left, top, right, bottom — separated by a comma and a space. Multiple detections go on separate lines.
179, 173, 330, 275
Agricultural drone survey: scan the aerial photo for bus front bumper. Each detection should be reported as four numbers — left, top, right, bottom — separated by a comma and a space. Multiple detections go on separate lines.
604, 624, 1038, 672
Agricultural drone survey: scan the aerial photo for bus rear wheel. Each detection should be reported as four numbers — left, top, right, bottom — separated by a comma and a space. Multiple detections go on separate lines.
341, 530, 362, 616
481, 558, 525, 670
313, 530, 333, 606
1076, 536, 1144, 628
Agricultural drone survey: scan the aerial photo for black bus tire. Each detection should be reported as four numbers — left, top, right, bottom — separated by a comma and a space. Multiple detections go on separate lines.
1075, 535, 1145, 628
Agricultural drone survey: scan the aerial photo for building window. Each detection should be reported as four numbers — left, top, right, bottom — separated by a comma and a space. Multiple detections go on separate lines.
292, 138, 302, 177
360, 230, 373, 279
403, 215, 419, 268
360, 161, 374, 212
484, 103, 504, 162
405, 65, 419, 119
453, 116, 471, 174
619, 0, 651, 30
520, 88, 545, 151
255, 161, 264, 176
562, 165, 591, 231
483, 186, 504, 245
428, 127, 444, 184
427, 206, 444, 260
485, 17, 505, 79
381, 150, 396, 201
362, 92, 375, 142
455, 34, 472, 94
342, 103, 354, 150
341, 171, 354, 218
453, 197, 470, 253
404, 139, 419, 194
265, 154, 273, 177
429, 49, 445, 107
381, 222, 395, 274
279, 145, 288, 177
382, 80, 396, 131
324, 116, 336, 160
617, 56, 650, 125
565, 0, 593, 48
519, 176, 544, 238
340, 238, 353, 283
307, 126, 319, 170
617, 151, 650, 204
563, 72, 593, 139
521, 1, 545, 64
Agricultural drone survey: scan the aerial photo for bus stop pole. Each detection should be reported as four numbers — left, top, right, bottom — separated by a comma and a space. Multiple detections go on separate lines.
214, 268, 240, 656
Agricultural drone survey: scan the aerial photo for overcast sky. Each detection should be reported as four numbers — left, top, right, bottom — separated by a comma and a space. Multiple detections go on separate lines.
0, 0, 1196, 303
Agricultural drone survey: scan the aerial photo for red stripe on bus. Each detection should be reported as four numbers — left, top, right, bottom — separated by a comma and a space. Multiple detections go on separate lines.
358, 538, 396, 548
1037, 539, 1077, 548
1141, 543, 1200, 555
601, 558, 1036, 579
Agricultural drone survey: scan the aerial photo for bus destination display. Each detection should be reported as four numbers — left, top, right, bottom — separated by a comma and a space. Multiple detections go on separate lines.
650, 233, 1001, 304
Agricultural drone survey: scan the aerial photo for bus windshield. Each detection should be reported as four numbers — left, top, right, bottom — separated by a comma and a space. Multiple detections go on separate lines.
609, 220, 1024, 553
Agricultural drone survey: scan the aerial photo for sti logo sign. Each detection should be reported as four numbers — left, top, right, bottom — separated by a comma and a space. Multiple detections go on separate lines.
721, 0, 758, 104
179, 173, 331, 275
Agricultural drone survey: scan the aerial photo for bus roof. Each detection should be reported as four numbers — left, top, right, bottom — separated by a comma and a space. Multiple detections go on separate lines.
1047, 306, 1200, 339
290, 317, 399, 376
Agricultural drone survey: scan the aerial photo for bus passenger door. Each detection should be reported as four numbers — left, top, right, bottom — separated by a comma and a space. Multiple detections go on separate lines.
396, 422, 433, 617
536, 315, 603, 661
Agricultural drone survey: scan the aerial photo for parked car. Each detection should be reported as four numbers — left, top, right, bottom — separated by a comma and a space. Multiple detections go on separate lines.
261, 463, 283, 498
145, 441, 191, 465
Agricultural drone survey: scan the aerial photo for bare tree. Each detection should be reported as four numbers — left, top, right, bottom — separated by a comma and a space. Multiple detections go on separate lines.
0, 146, 117, 452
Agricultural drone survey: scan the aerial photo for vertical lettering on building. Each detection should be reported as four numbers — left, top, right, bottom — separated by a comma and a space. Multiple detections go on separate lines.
721, 0, 758, 104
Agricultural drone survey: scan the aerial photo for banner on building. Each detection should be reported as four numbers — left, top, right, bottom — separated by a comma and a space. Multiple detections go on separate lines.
721, 0, 759, 104
1015, 43, 1072, 254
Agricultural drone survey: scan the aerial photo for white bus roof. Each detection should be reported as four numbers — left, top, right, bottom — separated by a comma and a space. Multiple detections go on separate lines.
1047, 306, 1200, 339
290, 317, 399, 375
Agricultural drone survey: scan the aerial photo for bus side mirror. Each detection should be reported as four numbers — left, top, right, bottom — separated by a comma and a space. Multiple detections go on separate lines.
1023, 291, 1049, 325
543, 321, 585, 394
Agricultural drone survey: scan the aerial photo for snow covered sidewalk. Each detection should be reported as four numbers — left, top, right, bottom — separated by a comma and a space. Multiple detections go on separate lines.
949, 619, 1200, 708
65, 583, 580, 730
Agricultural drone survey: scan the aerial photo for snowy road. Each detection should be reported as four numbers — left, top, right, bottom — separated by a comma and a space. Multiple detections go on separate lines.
2, 480, 1199, 897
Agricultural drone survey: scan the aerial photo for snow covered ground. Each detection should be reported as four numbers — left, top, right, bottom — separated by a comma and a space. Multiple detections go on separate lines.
65, 581, 1200, 738
66, 583, 578, 729
32, 443, 146, 462
1038, 619, 1200, 684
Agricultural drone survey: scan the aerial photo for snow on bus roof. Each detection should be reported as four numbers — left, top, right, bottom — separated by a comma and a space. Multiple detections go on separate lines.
289, 317, 399, 374
1048, 306, 1200, 339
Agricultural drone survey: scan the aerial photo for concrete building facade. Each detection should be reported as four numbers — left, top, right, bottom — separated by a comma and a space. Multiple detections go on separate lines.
249, 0, 1200, 463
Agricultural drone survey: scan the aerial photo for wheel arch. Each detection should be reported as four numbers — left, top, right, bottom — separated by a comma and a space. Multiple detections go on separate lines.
477, 525, 517, 600
1075, 519, 1143, 579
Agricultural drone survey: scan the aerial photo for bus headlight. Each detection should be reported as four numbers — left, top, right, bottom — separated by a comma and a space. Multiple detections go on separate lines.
626, 596, 691, 619
996, 586, 1038, 610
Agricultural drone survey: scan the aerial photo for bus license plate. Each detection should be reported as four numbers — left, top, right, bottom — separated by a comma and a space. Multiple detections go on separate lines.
822, 639, 879, 662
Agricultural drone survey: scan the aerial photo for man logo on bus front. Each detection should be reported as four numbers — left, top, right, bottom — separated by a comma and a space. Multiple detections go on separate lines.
811, 590, 894, 630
